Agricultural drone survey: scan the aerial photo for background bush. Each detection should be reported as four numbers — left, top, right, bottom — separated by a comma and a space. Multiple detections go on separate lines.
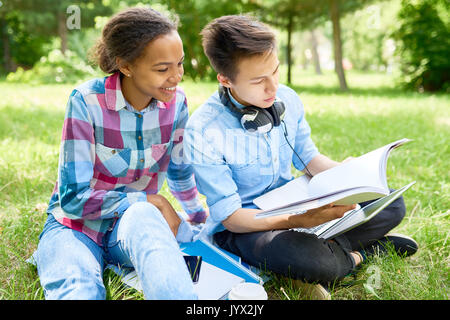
6, 49, 102, 84
393, 0, 450, 92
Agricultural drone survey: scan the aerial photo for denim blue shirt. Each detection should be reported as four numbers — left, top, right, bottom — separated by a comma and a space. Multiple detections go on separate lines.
183, 84, 319, 237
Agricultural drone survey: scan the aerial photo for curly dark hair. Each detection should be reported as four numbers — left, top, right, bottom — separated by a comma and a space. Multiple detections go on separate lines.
90, 7, 178, 74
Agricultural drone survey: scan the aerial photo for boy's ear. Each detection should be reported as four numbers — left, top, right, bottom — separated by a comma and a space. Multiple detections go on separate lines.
217, 73, 232, 88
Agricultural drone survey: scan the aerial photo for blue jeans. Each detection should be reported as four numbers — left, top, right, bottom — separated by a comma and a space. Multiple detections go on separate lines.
35, 202, 198, 300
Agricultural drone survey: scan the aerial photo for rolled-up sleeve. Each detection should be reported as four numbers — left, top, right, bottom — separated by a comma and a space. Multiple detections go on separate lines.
192, 163, 242, 223
183, 124, 242, 225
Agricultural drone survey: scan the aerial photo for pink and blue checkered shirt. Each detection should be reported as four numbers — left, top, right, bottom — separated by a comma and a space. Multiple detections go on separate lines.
47, 72, 206, 245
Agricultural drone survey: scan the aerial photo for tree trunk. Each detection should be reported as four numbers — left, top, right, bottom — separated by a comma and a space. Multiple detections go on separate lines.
310, 30, 322, 75
58, 10, 68, 55
286, 13, 294, 85
1, 17, 15, 73
329, 0, 348, 91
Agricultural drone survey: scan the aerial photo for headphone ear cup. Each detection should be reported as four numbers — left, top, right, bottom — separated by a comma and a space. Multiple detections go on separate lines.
241, 107, 274, 133
267, 106, 280, 127
218, 85, 227, 104
270, 101, 286, 127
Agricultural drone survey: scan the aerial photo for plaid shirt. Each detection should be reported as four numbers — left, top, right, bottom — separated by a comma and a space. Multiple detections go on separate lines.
47, 72, 206, 245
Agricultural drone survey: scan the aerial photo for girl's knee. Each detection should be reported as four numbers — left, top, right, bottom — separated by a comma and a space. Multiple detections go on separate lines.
125, 201, 160, 217
116, 201, 174, 245
121, 201, 166, 228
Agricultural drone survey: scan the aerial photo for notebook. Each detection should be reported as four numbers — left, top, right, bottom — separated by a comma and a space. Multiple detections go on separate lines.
110, 238, 262, 300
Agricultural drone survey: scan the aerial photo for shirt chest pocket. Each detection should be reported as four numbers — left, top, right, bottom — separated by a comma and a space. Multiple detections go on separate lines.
95, 143, 131, 177
231, 160, 264, 188
228, 134, 269, 187
146, 142, 171, 173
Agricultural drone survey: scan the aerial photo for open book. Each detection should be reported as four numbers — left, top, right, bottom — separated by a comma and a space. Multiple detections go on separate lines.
254, 138, 411, 218
293, 182, 415, 239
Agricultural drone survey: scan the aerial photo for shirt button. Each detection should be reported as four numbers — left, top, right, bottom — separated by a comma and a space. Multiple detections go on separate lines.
140, 159, 144, 163
138, 136, 142, 140
111, 150, 116, 154
138, 114, 142, 118
135, 177, 139, 181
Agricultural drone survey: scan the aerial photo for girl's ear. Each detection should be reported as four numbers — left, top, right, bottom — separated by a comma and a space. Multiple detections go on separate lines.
116, 57, 133, 77
217, 73, 232, 88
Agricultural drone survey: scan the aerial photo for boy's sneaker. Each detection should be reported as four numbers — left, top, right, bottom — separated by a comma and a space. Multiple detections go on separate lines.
291, 279, 331, 300
358, 233, 418, 261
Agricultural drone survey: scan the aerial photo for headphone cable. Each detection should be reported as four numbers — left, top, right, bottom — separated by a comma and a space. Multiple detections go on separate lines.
281, 120, 314, 178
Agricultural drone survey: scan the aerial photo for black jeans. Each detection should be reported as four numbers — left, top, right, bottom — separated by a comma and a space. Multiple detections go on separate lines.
213, 192, 406, 284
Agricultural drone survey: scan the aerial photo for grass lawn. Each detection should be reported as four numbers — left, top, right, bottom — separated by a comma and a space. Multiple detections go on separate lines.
0, 69, 448, 300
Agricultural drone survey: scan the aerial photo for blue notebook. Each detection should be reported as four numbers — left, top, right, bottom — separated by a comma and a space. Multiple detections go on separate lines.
105, 238, 263, 299
180, 238, 263, 284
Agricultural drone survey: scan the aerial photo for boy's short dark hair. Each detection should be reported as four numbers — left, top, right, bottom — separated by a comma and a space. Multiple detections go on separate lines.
200, 15, 276, 81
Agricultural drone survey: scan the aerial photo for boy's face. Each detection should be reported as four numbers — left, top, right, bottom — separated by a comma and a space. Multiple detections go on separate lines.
219, 50, 280, 109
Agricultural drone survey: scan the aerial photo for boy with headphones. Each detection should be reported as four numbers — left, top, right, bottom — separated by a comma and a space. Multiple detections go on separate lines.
183, 15, 417, 298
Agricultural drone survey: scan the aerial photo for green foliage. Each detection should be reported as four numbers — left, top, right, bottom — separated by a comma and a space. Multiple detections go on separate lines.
6, 49, 102, 84
341, 2, 400, 71
392, 0, 450, 92
161, 0, 256, 80
0, 0, 112, 75
1, 12, 49, 69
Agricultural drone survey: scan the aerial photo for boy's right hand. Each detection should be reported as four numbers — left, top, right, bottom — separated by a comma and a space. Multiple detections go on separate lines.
288, 203, 356, 229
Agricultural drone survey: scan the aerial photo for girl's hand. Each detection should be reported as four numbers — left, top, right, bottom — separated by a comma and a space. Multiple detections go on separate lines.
147, 194, 181, 237
188, 207, 209, 224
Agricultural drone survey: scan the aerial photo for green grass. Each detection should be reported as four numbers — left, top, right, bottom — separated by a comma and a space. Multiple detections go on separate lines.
0, 69, 448, 300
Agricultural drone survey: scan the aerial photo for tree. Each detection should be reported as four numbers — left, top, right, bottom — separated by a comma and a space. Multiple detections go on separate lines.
0, 0, 113, 74
12, 0, 112, 55
310, 29, 322, 75
392, 0, 450, 92
160, 0, 255, 80
256, 0, 323, 84
340, 3, 400, 72
0, 0, 21, 73
256, 0, 377, 89
329, 0, 347, 90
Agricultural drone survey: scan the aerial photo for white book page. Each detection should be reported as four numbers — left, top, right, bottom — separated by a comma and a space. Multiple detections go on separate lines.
255, 186, 384, 219
193, 261, 245, 300
254, 138, 410, 213
253, 175, 311, 211
308, 145, 388, 198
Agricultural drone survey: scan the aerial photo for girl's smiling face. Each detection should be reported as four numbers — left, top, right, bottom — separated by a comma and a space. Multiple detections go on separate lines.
119, 30, 185, 103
